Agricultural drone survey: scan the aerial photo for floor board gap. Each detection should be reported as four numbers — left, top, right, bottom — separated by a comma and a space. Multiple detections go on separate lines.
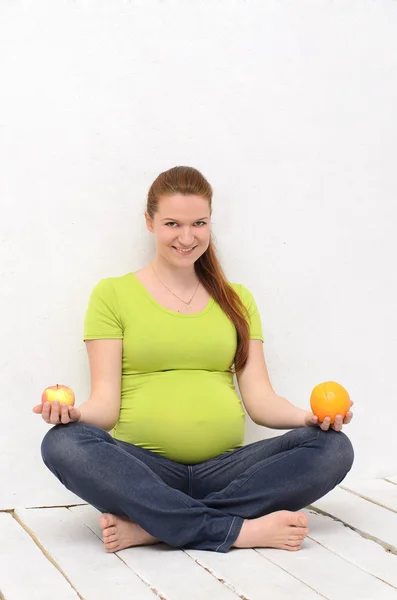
308, 505, 397, 555
340, 485, 397, 515
11, 511, 85, 600
26, 503, 88, 510
307, 534, 397, 590
113, 551, 168, 600
185, 551, 251, 600
253, 549, 329, 599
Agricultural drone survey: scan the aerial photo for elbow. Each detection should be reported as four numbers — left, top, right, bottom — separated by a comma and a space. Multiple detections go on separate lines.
101, 414, 119, 431
247, 411, 265, 427
79, 398, 120, 431
103, 419, 118, 432
247, 408, 274, 428
79, 413, 118, 432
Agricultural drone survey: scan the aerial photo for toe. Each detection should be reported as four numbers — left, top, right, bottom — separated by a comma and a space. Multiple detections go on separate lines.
102, 525, 116, 539
296, 512, 309, 527
99, 514, 108, 529
280, 543, 300, 551
288, 511, 309, 528
99, 513, 111, 528
287, 539, 303, 548
105, 540, 119, 552
100, 513, 118, 531
288, 526, 307, 538
289, 533, 305, 541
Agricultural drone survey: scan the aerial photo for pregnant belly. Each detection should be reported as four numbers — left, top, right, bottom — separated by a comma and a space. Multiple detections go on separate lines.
113, 370, 246, 464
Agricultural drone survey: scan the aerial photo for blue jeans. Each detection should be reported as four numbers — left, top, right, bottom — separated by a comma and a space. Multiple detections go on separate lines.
41, 422, 354, 552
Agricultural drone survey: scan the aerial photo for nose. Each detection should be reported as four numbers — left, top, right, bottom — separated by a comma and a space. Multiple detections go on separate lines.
178, 229, 196, 246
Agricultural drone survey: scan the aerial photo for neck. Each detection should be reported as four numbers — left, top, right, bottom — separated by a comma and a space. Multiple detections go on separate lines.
150, 255, 199, 289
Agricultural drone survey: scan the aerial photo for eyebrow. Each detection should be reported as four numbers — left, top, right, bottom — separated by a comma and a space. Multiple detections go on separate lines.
161, 217, 209, 221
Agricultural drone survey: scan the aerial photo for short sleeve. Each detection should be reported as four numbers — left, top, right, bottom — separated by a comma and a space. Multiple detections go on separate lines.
83, 278, 124, 341
239, 284, 264, 342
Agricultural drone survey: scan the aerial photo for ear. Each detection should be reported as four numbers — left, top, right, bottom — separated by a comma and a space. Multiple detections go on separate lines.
144, 211, 154, 233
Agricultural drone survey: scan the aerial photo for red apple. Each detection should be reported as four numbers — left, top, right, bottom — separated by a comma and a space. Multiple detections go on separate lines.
41, 384, 75, 407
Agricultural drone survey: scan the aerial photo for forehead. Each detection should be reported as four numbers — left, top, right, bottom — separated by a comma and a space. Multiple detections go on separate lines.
157, 194, 211, 219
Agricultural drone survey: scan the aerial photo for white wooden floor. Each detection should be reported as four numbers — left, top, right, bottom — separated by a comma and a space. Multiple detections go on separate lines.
1, 477, 397, 600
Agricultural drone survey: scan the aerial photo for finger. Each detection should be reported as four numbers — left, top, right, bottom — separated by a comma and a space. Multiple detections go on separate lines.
307, 414, 318, 427
334, 414, 344, 431
343, 411, 353, 424
350, 400, 354, 407
60, 403, 70, 424
42, 401, 52, 423
331, 422, 343, 432
32, 404, 43, 413
50, 401, 61, 424
321, 417, 331, 431
68, 407, 80, 422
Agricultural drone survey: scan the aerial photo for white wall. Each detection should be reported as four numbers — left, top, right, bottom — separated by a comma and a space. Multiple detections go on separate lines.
1, 0, 396, 509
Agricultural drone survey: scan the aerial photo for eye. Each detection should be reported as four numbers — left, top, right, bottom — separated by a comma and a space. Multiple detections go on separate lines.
165, 221, 207, 227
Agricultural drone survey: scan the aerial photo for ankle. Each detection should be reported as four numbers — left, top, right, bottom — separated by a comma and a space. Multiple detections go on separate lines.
233, 519, 252, 548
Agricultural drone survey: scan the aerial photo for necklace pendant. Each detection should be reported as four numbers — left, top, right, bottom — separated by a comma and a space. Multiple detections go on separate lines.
187, 304, 191, 311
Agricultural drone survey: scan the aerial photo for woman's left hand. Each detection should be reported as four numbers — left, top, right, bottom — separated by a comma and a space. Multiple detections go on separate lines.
305, 401, 354, 432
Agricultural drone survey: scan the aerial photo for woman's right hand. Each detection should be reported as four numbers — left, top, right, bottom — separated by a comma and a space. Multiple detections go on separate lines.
32, 401, 81, 425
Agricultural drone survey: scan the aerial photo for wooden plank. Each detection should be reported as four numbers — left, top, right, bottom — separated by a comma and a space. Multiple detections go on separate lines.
0, 512, 79, 600
15, 507, 157, 600
185, 547, 322, 600
304, 508, 397, 589
256, 537, 397, 599
342, 479, 397, 513
0, 460, 85, 511
311, 487, 397, 552
71, 504, 240, 600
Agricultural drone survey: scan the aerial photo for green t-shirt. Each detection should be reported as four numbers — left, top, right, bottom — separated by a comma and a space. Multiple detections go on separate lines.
83, 273, 264, 464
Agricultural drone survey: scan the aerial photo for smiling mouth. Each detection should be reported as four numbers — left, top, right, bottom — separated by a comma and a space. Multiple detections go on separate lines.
173, 246, 197, 251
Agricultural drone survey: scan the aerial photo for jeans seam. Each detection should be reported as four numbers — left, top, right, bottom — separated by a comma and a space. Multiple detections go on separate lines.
217, 429, 322, 502
215, 516, 236, 552
188, 466, 193, 497
78, 423, 194, 509
218, 443, 310, 501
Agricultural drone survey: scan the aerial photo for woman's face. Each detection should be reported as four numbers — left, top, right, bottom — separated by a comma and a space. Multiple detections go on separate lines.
146, 194, 212, 266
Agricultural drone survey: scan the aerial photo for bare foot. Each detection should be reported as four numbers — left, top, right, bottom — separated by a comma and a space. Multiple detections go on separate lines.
233, 510, 310, 551
99, 513, 159, 552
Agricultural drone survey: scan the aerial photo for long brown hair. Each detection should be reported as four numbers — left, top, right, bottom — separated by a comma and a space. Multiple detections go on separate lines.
146, 165, 251, 374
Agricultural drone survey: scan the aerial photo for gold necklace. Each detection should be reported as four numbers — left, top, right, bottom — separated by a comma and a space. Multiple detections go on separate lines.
150, 263, 200, 312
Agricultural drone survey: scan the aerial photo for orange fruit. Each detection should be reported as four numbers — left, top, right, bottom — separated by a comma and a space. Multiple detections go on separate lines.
310, 381, 351, 424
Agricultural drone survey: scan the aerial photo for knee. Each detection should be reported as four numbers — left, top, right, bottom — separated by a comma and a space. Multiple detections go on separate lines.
319, 428, 354, 477
41, 421, 86, 468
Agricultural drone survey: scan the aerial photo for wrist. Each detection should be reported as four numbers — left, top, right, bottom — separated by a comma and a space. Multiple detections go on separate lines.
303, 410, 317, 427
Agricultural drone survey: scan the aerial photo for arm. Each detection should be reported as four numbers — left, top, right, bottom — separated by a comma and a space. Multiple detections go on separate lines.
236, 340, 311, 429
246, 393, 311, 429
78, 339, 123, 431
236, 340, 353, 430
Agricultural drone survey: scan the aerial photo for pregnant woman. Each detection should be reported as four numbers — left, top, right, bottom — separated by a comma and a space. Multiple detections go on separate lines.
34, 165, 354, 553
